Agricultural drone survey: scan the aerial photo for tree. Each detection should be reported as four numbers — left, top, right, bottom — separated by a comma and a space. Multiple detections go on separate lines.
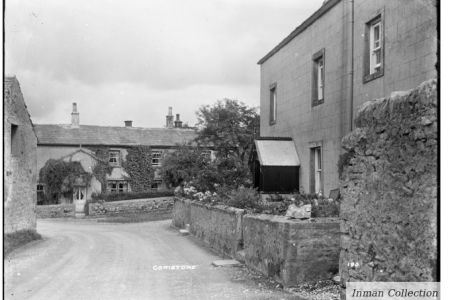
160, 144, 219, 191
195, 99, 259, 162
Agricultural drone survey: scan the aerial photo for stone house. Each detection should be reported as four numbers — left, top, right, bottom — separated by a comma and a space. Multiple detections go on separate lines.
34, 104, 204, 204
256, 0, 437, 195
4, 76, 38, 234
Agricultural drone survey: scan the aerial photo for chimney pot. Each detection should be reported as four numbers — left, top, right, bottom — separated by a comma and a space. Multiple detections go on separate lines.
71, 102, 80, 128
124, 120, 133, 127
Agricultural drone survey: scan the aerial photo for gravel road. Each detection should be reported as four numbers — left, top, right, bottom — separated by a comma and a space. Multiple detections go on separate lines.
5, 219, 301, 300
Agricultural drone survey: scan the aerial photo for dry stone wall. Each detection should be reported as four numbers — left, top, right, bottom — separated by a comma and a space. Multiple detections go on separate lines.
36, 204, 75, 218
189, 202, 245, 258
172, 198, 340, 286
339, 79, 438, 286
243, 215, 340, 287
88, 197, 173, 217
171, 198, 191, 228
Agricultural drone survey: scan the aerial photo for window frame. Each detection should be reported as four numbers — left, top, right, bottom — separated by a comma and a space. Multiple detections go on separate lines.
151, 180, 162, 192
269, 82, 277, 125
107, 180, 129, 193
363, 11, 384, 83
108, 150, 121, 166
311, 48, 325, 107
309, 142, 324, 195
151, 150, 163, 166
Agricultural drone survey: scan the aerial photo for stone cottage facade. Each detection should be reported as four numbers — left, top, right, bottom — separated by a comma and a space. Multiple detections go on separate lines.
35, 104, 201, 204
257, 0, 437, 195
4, 76, 38, 234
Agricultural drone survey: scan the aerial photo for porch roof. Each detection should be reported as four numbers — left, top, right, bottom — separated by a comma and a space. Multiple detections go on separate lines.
255, 140, 300, 166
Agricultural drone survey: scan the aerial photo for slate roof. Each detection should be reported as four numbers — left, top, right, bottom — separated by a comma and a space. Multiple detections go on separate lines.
257, 0, 340, 65
34, 124, 198, 147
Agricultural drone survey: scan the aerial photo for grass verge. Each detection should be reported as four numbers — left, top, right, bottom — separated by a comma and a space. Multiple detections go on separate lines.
4, 229, 42, 256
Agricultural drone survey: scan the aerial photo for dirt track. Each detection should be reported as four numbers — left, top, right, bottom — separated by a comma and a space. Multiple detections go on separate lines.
5, 219, 300, 300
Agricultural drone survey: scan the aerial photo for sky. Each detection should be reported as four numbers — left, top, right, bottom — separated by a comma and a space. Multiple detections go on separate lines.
6, 0, 324, 128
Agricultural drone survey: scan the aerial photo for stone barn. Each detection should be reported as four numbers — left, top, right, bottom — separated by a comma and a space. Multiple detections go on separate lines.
4, 76, 38, 234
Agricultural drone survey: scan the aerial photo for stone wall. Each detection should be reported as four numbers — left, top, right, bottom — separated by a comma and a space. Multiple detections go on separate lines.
4, 76, 38, 234
172, 198, 191, 228
172, 198, 340, 286
88, 197, 174, 217
189, 202, 245, 258
36, 204, 76, 218
339, 79, 437, 287
243, 214, 340, 287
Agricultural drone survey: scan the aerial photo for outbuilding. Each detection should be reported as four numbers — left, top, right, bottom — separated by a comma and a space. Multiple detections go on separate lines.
250, 137, 300, 193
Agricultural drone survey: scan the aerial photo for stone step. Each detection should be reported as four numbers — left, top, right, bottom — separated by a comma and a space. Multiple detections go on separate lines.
179, 229, 189, 236
212, 259, 241, 267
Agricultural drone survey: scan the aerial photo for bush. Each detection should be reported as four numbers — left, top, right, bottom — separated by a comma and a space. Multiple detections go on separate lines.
91, 190, 174, 202
222, 186, 260, 209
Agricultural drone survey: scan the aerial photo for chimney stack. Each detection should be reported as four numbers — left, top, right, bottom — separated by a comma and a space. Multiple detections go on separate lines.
124, 120, 133, 127
71, 102, 80, 128
174, 113, 183, 128
166, 106, 174, 128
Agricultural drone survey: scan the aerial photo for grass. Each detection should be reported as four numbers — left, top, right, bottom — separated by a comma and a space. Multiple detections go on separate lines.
4, 229, 42, 256
97, 211, 172, 223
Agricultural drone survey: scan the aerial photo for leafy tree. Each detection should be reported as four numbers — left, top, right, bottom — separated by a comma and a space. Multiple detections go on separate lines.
161, 144, 218, 191
195, 99, 259, 162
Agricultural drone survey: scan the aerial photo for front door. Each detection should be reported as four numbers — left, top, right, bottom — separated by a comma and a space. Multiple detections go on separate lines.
73, 186, 87, 217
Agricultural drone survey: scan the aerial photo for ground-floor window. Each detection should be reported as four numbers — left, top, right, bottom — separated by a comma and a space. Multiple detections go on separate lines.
310, 146, 323, 195
107, 180, 129, 193
151, 180, 162, 192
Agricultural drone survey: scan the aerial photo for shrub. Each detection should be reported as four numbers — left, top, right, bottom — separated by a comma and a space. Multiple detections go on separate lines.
91, 190, 174, 202
222, 186, 260, 209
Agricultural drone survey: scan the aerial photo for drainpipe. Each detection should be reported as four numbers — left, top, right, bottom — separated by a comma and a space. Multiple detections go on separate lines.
349, 0, 355, 131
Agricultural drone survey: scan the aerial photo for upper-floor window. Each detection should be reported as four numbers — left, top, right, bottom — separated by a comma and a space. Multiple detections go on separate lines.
152, 150, 163, 166
109, 150, 120, 166
364, 13, 384, 83
312, 49, 325, 106
269, 83, 277, 125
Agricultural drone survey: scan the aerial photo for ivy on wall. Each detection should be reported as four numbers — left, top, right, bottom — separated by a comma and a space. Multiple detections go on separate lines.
39, 159, 91, 204
122, 146, 155, 192
88, 147, 114, 192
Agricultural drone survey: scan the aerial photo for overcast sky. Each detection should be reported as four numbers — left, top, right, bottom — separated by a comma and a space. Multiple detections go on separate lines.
6, 0, 323, 128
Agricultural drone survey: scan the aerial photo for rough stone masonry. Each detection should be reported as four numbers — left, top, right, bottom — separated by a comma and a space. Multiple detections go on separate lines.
339, 79, 437, 287
4, 76, 38, 234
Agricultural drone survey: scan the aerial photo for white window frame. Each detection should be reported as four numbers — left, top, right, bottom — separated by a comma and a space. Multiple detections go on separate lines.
107, 180, 128, 193
317, 57, 324, 101
109, 150, 120, 166
369, 20, 382, 74
314, 147, 322, 195
152, 150, 163, 166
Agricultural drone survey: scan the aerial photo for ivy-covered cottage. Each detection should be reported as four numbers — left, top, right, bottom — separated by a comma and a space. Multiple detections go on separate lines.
35, 103, 199, 205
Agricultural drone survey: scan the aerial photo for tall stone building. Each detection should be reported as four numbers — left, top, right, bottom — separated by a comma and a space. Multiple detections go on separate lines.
256, 0, 437, 195
4, 76, 38, 234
